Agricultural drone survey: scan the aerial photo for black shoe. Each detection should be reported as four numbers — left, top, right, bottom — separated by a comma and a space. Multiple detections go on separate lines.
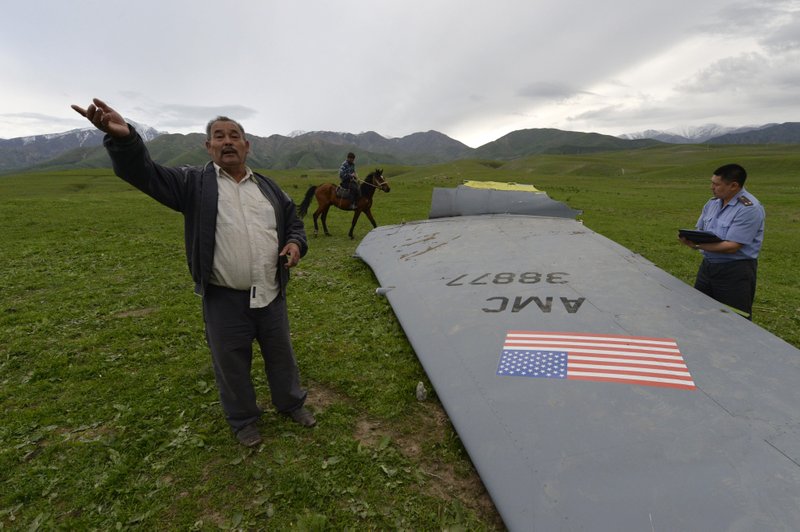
235, 423, 262, 447
287, 407, 316, 427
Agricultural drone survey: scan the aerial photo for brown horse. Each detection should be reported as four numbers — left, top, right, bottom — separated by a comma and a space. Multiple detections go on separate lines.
297, 169, 390, 239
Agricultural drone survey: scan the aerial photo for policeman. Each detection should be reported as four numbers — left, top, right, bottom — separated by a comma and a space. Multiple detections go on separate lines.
679, 163, 765, 319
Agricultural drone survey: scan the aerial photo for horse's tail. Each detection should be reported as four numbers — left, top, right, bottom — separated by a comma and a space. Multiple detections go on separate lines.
297, 186, 317, 217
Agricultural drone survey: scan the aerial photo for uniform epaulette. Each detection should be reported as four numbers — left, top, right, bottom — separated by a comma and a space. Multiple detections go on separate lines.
740, 196, 753, 206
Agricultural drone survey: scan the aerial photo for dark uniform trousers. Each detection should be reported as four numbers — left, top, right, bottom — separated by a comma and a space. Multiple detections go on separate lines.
202, 284, 307, 432
694, 258, 758, 320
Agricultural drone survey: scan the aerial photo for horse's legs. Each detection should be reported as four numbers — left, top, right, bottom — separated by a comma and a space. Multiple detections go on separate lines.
312, 206, 323, 236
320, 206, 332, 236
348, 210, 362, 240
363, 208, 378, 229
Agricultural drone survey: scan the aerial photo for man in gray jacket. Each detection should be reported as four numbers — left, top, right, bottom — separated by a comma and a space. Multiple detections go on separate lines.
72, 98, 315, 447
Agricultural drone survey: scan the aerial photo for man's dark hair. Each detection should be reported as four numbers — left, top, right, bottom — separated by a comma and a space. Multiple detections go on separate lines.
714, 163, 747, 187
347, 152, 356, 159
206, 116, 246, 139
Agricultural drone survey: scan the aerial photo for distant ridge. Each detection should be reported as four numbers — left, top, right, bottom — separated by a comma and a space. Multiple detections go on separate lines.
707, 122, 800, 144
3, 128, 660, 173
474, 128, 661, 159
618, 124, 758, 143
3, 121, 799, 174
1, 128, 474, 173
0, 121, 161, 172
617, 122, 800, 144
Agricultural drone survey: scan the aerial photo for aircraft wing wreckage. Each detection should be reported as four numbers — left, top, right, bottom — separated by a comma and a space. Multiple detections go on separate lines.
355, 185, 800, 531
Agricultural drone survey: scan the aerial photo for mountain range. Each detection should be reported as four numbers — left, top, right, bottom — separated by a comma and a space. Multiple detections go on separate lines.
1, 122, 799, 173
617, 123, 787, 143
0, 122, 160, 172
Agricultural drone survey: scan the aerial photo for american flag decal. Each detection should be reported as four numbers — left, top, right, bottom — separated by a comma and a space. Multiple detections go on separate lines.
497, 331, 696, 390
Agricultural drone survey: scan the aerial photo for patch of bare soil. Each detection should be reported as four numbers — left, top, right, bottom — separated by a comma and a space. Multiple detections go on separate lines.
113, 307, 159, 318
256, 380, 503, 527
304, 382, 340, 411
352, 397, 504, 530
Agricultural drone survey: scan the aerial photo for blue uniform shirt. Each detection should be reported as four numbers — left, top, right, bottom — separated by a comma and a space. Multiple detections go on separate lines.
696, 187, 765, 262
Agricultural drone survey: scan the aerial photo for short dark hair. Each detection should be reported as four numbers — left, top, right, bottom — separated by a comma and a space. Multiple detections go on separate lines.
206, 116, 246, 139
347, 152, 356, 159
713, 163, 747, 187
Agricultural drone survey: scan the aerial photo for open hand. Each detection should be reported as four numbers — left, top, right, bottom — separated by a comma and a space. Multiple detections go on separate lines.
71, 98, 130, 138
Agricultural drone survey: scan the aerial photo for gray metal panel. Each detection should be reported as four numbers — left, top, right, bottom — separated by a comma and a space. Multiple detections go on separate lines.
428, 186, 581, 219
355, 214, 800, 532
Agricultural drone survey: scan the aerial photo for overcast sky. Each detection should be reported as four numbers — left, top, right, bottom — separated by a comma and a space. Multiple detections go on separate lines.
1, 0, 798, 147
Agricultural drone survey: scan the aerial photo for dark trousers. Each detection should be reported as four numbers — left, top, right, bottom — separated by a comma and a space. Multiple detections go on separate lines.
202, 284, 306, 432
694, 258, 758, 320
344, 180, 360, 201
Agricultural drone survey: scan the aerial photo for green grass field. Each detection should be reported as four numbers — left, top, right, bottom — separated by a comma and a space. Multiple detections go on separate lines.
1, 145, 798, 529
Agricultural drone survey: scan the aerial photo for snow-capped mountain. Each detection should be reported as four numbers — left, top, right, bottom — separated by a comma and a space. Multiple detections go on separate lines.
619, 124, 768, 143
0, 122, 163, 172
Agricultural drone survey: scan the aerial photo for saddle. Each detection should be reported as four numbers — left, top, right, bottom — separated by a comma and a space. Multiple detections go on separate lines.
336, 185, 359, 201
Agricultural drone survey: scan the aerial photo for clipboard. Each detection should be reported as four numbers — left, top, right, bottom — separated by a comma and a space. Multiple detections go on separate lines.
678, 229, 722, 244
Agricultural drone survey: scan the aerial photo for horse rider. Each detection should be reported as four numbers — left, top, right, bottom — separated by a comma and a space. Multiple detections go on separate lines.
339, 152, 360, 209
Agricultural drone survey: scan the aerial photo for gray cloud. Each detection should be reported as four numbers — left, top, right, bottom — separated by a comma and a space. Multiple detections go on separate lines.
759, 11, 800, 52
517, 82, 594, 101
148, 104, 259, 130
676, 53, 768, 94
114, 93, 259, 132
0, 0, 797, 145
0, 112, 88, 133
566, 103, 680, 130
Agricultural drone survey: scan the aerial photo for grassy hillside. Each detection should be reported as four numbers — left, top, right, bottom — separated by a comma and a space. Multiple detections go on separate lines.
473, 128, 663, 158
1, 145, 798, 529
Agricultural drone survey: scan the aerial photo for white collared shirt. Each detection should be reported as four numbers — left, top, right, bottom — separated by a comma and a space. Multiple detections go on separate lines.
209, 164, 279, 308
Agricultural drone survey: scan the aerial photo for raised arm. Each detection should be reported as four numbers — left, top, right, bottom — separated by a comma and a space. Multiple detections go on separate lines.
72, 98, 190, 213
